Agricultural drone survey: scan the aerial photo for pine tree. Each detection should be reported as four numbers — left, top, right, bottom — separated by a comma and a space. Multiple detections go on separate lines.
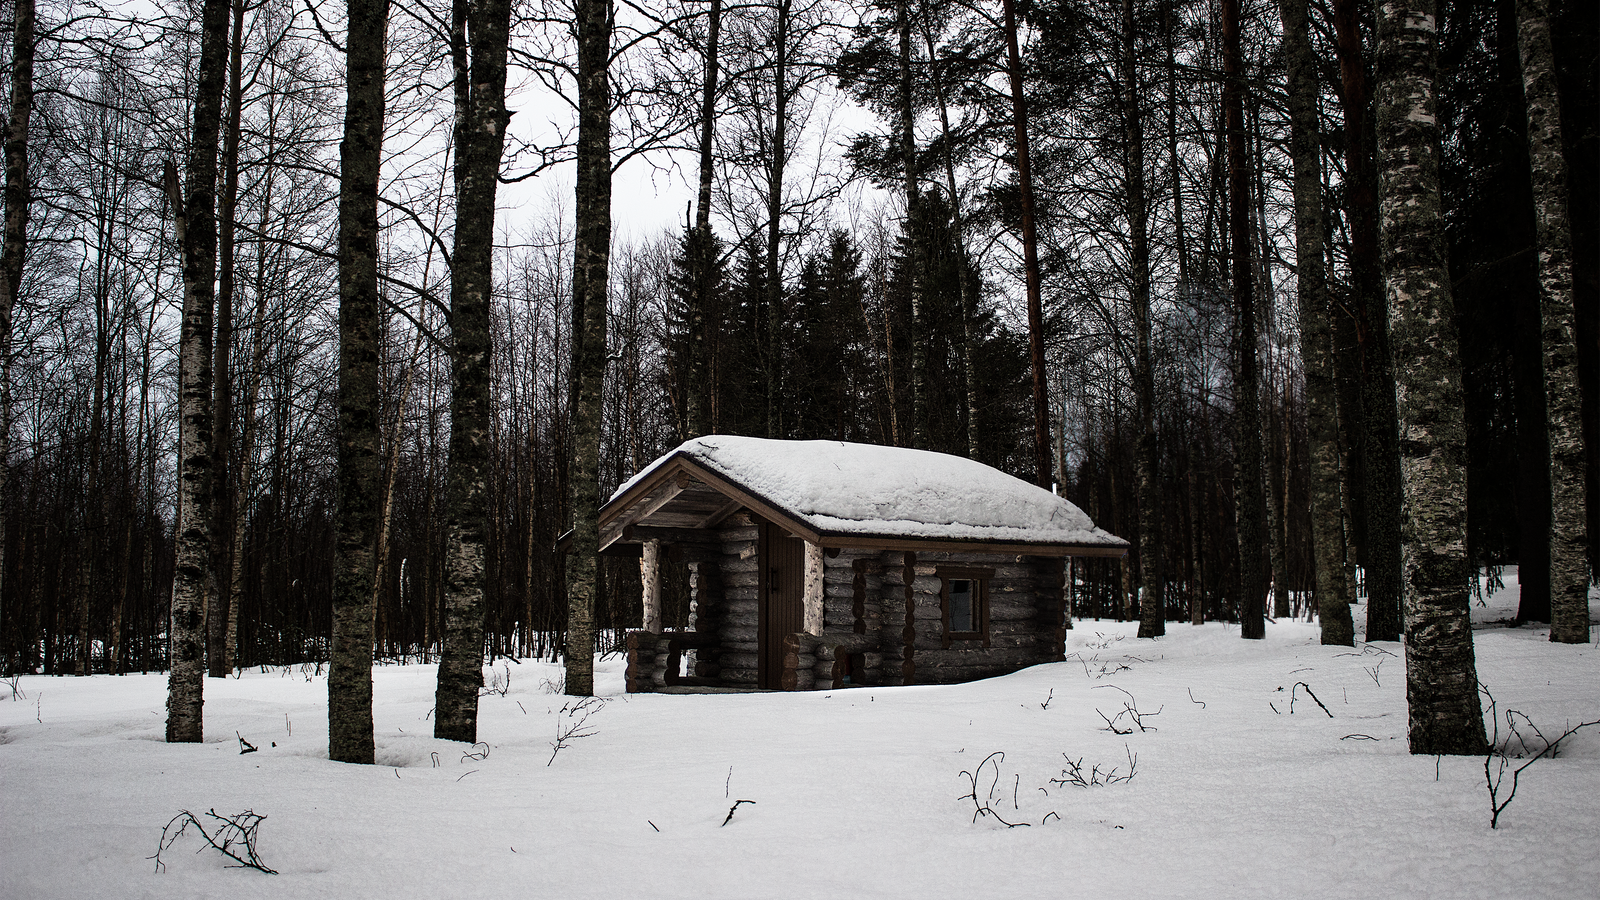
721, 243, 770, 438
667, 225, 728, 440
1331, 0, 1404, 644
787, 230, 867, 441
1000, 0, 1052, 488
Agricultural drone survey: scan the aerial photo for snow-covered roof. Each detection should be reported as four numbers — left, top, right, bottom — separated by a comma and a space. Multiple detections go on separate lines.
603, 436, 1127, 554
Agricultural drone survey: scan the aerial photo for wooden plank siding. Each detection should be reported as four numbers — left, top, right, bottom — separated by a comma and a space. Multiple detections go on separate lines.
758, 518, 806, 689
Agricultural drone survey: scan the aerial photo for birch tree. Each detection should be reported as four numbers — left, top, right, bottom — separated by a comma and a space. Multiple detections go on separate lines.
329, 0, 390, 764
1514, 0, 1589, 645
167, 0, 233, 744
436, 0, 515, 743
565, 0, 613, 698
1374, 0, 1485, 755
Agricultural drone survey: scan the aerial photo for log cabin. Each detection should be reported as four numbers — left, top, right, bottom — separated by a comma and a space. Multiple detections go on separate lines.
606, 436, 1129, 692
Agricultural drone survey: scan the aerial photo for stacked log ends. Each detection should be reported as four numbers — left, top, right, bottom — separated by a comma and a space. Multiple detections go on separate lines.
780, 631, 817, 691
625, 630, 659, 693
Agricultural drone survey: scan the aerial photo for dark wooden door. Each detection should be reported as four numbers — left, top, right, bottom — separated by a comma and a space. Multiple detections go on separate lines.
758, 519, 805, 689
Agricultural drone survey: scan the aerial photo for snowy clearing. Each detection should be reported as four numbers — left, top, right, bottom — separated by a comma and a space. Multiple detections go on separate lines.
2, 574, 1596, 899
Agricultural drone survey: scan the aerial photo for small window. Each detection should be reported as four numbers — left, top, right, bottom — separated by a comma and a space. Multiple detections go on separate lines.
939, 567, 993, 647
949, 580, 977, 632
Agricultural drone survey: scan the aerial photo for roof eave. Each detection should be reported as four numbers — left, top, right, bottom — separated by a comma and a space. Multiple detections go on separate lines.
811, 532, 1129, 558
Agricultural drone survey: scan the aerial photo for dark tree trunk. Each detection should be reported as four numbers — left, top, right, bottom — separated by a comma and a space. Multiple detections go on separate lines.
688, 0, 722, 439
1331, 0, 1404, 642
436, 0, 514, 742
1515, 0, 1590, 644
209, 0, 245, 679
329, 0, 389, 764
566, 0, 612, 697
899, 0, 926, 450
81, 288, 108, 676
1165, 0, 1187, 290
1552, 0, 1598, 595
1127, 0, 1162, 639
1267, 407, 1291, 619
1374, 0, 1486, 756
227, 180, 277, 674
999, 0, 1052, 488
1513, 254, 1552, 622
1224, 0, 1266, 639
919, 9, 979, 460
166, 0, 231, 743
1330, 288, 1365, 590
765, 0, 790, 441
1281, 0, 1354, 645
0, 0, 32, 662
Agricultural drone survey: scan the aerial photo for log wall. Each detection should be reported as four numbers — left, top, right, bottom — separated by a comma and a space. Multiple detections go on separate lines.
712, 516, 761, 686
687, 560, 724, 679
818, 548, 882, 684
888, 550, 1064, 685
653, 513, 1073, 692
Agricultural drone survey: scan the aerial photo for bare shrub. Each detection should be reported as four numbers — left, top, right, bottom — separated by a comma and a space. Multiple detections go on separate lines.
1051, 745, 1138, 788
151, 809, 276, 874
1481, 685, 1599, 829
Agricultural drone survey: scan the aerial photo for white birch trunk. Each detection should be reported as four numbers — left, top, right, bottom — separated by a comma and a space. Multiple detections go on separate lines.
803, 541, 824, 636
1516, 0, 1590, 644
641, 540, 662, 634
1375, 0, 1485, 755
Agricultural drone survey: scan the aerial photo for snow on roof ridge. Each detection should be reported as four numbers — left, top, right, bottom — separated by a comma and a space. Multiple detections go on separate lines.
612, 435, 1127, 548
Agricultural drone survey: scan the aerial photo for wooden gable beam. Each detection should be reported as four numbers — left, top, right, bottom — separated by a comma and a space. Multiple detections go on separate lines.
600, 461, 691, 531
696, 497, 744, 529
600, 468, 695, 550
626, 470, 694, 526
672, 459, 822, 545
621, 524, 722, 546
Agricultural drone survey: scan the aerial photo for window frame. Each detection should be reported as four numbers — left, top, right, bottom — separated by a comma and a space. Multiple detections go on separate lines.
937, 566, 994, 648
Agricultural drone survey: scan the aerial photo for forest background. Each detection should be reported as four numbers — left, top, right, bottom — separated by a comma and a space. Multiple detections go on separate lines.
0, 0, 1593, 693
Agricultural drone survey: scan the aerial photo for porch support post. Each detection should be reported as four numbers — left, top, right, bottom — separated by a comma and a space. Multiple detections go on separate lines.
641, 539, 662, 634
803, 540, 825, 635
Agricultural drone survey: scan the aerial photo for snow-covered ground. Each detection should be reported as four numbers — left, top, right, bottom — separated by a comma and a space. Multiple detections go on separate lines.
2, 572, 1595, 899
